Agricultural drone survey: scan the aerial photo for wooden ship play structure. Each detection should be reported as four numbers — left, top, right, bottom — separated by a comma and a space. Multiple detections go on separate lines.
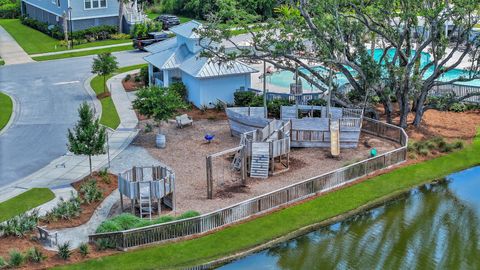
118, 165, 175, 219
206, 104, 364, 199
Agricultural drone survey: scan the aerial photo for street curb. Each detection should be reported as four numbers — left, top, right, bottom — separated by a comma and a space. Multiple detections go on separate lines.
0, 91, 18, 136
83, 74, 103, 120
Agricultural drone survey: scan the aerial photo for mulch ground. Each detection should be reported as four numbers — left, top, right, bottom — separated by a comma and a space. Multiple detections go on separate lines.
122, 73, 145, 92
39, 173, 117, 229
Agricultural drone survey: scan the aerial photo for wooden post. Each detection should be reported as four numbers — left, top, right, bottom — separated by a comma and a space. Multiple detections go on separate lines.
241, 146, 246, 186
120, 191, 124, 211
206, 156, 213, 199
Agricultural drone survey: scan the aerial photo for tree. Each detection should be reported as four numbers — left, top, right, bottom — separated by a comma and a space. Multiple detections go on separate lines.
92, 52, 118, 94
67, 102, 107, 175
132, 85, 188, 129
197, 0, 480, 128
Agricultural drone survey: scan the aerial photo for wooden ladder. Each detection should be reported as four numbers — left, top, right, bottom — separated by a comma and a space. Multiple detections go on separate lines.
138, 181, 152, 220
250, 142, 270, 178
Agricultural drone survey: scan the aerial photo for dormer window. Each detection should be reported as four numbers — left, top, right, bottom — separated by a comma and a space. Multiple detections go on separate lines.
84, 0, 107, 9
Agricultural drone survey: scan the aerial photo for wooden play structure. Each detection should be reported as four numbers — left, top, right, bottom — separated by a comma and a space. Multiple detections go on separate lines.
227, 105, 363, 148
118, 166, 176, 219
206, 119, 292, 199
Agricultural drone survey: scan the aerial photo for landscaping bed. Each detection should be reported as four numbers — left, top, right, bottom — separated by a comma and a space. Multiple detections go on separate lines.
121, 72, 145, 92
40, 172, 117, 230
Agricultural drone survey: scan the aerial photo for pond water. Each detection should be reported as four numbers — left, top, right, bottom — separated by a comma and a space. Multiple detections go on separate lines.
268, 49, 480, 91
218, 166, 480, 270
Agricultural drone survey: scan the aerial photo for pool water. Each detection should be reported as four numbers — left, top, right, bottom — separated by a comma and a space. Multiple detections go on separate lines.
218, 166, 480, 270
268, 49, 480, 91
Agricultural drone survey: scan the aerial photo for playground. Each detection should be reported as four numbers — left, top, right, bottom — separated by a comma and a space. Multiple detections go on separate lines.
134, 117, 399, 214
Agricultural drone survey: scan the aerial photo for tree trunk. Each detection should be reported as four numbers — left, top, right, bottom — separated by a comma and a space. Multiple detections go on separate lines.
383, 100, 393, 124
412, 91, 428, 127
88, 155, 92, 176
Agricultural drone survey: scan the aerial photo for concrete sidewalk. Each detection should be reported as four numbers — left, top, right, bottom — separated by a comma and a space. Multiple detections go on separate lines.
0, 71, 139, 203
30, 42, 132, 58
0, 26, 34, 65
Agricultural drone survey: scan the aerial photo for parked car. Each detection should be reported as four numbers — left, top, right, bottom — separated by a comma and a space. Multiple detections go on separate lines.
155, 14, 181, 30
133, 32, 169, 51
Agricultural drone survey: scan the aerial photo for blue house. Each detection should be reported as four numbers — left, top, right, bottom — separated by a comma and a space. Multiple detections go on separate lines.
144, 21, 258, 108
21, 0, 120, 32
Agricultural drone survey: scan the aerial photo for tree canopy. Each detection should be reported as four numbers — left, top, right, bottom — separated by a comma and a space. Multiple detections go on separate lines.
92, 52, 118, 93
67, 102, 107, 175
198, 0, 480, 127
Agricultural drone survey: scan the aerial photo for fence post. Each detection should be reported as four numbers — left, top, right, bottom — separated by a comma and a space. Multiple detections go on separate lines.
206, 156, 213, 199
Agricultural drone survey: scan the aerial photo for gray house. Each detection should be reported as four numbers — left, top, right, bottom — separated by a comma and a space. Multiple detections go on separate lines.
21, 0, 120, 32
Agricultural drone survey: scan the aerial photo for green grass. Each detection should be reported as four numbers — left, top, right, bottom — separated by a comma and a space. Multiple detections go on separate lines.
0, 58, 4, 66
0, 92, 13, 131
0, 19, 131, 55
0, 188, 55, 222
56, 129, 480, 270
90, 64, 147, 129
32, 45, 134, 61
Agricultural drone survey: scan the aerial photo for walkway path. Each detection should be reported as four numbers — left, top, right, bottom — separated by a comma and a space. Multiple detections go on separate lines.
30, 42, 132, 58
0, 26, 33, 65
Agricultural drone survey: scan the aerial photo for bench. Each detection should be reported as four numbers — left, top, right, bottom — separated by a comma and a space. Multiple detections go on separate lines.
37, 226, 58, 248
176, 114, 193, 128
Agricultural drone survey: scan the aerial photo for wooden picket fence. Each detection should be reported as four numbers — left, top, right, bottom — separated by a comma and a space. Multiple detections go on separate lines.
89, 118, 408, 250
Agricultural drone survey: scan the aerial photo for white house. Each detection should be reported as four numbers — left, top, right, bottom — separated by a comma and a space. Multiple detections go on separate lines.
144, 21, 258, 108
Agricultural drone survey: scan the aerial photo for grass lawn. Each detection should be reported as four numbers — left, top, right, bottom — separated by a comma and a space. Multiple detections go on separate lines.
0, 188, 55, 222
57, 129, 480, 270
32, 45, 134, 61
0, 92, 13, 131
0, 19, 131, 55
90, 64, 147, 129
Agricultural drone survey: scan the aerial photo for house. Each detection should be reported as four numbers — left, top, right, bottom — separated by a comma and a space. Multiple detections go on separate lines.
144, 21, 258, 108
21, 0, 120, 32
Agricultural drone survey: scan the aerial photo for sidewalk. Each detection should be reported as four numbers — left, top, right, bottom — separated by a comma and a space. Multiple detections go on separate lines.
0, 71, 139, 203
30, 42, 132, 58
0, 26, 34, 65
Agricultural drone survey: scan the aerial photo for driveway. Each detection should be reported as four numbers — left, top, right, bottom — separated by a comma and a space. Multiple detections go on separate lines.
0, 50, 148, 187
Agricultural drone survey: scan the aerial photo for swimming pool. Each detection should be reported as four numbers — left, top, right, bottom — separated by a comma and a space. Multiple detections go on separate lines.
267, 49, 480, 91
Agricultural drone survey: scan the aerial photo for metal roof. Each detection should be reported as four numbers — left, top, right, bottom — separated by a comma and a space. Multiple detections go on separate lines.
179, 56, 258, 78
170, 20, 202, 39
144, 37, 177, 54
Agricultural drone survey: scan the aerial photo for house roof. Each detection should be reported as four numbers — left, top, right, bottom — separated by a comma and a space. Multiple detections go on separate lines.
144, 45, 192, 70
170, 20, 202, 39
179, 56, 258, 78
145, 37, 178, 54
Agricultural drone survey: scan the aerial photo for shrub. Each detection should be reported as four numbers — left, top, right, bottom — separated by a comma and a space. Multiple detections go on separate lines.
234, 91, 256, 106
176, 210, 200, 220
144, 123, 153, 133
268, 99, 294, 118
0, 210, 39, 237
57, 242, 71, 260
8, 250, 24, 268
131, 21, 162, 39
95, 239, 116, 251
213, 100, 225, 112
170, 82, 188, 101
0, 256, 5, 268
80, 180, 104, 204
448, 102, 467, 112
71, 25, 117, 41
124, 74, 132, 82
26, 247, 46, 263
20, 16, 64, 39
307, 98, 327, 106
0, 1, 20, 19
140, 66, 149, 86
199, 104, 208, 113
418, 148, 429, 156
154, 215, 175, 224
110, 33, 131, 40
451, 140, 465, 150
79, 243, 90, 257
44, 195, 82, 222
96, 220, 123, 233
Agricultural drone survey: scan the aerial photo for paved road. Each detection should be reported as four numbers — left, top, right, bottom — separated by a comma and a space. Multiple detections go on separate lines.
0, 50, 148, 187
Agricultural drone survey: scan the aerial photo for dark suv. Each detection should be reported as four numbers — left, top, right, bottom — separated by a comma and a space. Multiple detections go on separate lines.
155, 14, 181, 30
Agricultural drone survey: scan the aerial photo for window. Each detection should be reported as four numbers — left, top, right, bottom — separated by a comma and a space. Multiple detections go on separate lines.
84, 0, 106, 9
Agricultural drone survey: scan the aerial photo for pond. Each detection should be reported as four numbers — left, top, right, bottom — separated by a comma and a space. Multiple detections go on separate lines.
218, 166, 480, 270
